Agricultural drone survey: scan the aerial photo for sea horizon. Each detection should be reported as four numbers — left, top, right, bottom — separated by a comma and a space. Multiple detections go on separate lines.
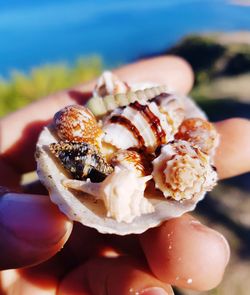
0, 0, 250, 78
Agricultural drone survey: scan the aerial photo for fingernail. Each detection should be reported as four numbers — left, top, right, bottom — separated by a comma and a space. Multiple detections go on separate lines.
139, 287, 171, 295
0, 193, 72, 246
190, 219, 230, 266
212, 230, 231, 266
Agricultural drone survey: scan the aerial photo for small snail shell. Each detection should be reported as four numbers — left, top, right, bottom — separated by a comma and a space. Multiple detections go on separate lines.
54, 105, 102, 147
175, 118, 219, 155
152, 140, 217, 201
93, 71, 130, 97
111, 150, 148, 177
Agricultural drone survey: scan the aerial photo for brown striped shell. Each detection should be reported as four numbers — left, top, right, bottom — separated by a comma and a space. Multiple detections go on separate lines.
101, 99, 176, 153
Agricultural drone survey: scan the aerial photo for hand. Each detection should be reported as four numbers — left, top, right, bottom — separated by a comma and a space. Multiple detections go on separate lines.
0, 56, 249, 295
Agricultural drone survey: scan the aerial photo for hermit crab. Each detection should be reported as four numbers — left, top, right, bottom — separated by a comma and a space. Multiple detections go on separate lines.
36, 71, 219, 235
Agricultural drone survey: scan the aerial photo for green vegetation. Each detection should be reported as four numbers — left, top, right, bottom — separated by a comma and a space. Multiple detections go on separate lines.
0, 56, 102, 117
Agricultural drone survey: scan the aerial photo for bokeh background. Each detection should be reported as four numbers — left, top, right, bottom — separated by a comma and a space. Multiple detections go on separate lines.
0, 1, 250, 294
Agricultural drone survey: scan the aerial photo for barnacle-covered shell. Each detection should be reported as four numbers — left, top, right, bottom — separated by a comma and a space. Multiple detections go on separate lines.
54, 105, 102, 146
49, 141, 113, 182
93, 71, 129, 97
102, 100, 173, 153
152, 140, 217, 201
63, 167, 154, 223
175, 118, 219, 155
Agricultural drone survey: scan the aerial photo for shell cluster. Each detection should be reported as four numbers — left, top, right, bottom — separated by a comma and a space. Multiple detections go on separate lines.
39, 71, 219, 227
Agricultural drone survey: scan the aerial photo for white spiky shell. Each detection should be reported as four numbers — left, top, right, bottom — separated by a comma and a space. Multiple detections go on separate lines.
36, 73, 217, 235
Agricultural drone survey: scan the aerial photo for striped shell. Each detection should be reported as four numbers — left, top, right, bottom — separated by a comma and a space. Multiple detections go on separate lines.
102, 98, 178, 153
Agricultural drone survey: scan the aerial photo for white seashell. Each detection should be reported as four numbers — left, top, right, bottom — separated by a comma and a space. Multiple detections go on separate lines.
102, 100, 174, 153
93, 71, 129, 98
63, 167, 154, 223
152, 140, 217, 201
152, 92, 185, 133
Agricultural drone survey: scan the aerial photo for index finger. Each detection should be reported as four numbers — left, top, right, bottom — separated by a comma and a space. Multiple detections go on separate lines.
0, 56, 193, 174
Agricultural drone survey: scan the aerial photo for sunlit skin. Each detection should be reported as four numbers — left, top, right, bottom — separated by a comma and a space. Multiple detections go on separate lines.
0, 56, 249, 294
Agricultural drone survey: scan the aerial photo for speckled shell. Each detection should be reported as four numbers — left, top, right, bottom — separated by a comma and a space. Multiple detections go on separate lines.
175, 118, 219, 156
54, 105, 102, 147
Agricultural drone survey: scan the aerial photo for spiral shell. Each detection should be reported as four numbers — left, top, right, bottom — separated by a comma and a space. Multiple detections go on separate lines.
175, 118, 219, 155
102, 100, 173, 153
54, 105, 102, 147
86, 86, 168, 117
93, 71, 130, 97
110, 150, 148, 177
152, 140, 217, 201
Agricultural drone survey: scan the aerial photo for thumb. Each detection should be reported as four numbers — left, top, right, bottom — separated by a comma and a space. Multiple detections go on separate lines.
0, 193, 72, 270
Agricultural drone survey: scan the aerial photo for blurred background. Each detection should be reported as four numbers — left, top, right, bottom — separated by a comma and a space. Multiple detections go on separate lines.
0, 0, 250, 294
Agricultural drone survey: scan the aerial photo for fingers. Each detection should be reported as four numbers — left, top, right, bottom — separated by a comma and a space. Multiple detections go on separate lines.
0, 56, 194, 174
0, 193, 72, 270
58, 257, 174, 295
214, 118, 250, 179
113, 56, 194, 94
140, 214, 230, 291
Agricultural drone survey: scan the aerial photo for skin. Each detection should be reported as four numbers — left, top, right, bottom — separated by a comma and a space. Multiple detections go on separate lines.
0, 56, 249, 295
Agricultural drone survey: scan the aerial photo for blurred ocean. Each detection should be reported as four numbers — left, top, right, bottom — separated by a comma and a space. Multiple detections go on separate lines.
0, 0, 250, 77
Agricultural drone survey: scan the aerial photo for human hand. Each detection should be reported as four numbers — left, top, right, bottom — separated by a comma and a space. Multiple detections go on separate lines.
0, 56, 250, 294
